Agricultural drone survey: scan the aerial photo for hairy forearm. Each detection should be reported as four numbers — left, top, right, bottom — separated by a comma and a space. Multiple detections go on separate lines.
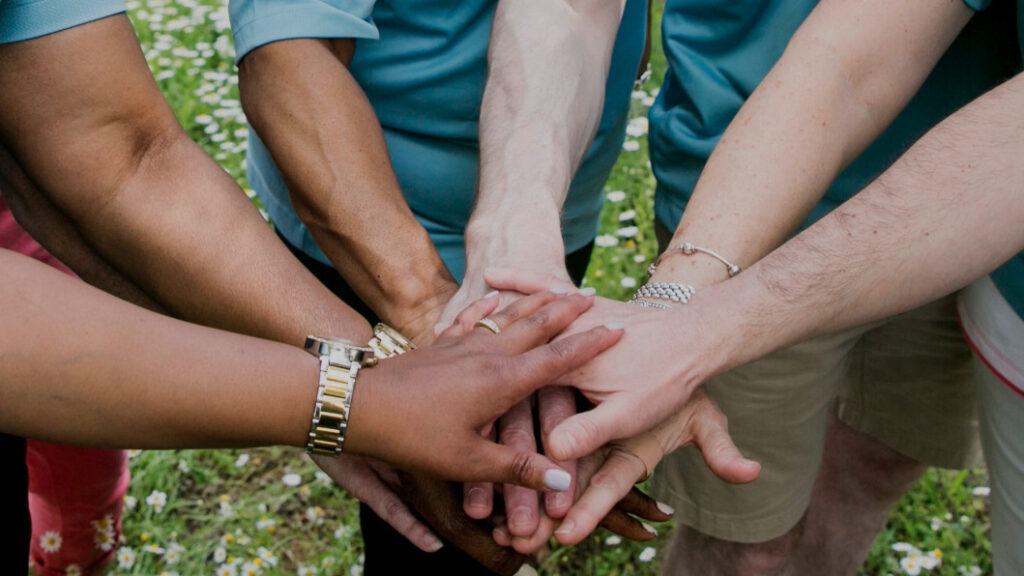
654, 0, 972, 287
0, 15, 368, 345
239, 39, 456, 338
0, 249, 316, 448
466, 0, 626, 271
696, 73, 1024, 376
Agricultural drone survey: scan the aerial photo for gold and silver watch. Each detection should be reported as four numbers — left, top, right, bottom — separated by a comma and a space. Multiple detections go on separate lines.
368, 322, 416, 359
303, 336, 376, 456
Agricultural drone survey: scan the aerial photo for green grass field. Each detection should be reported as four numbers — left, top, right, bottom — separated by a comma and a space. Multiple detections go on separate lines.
105, 2, 994, 574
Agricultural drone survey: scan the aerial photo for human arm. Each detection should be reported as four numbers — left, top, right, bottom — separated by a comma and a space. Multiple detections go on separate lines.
651, 0, 973, 289
492, 69, 1024, 462
1, 252, 620, 489
0, 13, 367, 345
237, 37, 457, 345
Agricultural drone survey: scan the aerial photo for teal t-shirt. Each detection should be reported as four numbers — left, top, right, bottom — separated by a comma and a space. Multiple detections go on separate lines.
0, 0, 124, 44
649, 0, 1023, 317
231, 0, 647, 280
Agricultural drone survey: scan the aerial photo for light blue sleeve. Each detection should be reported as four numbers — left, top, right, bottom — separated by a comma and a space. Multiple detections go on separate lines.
0, 0, 125, 44
230, 0, 378, 64
961, 0, 992, 10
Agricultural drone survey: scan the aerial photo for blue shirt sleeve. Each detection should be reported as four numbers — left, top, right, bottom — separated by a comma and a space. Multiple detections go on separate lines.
230, 0, 378, 64
0, 0, 125, 44
961, 0, 992, 10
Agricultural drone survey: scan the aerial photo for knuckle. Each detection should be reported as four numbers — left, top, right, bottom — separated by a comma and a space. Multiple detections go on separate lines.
381, 497, 407, 524
501, 426, 535, 449
509, 451, 536, 486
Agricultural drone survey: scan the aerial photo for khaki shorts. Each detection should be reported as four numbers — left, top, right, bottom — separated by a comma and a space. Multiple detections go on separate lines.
650, 294, 981, 543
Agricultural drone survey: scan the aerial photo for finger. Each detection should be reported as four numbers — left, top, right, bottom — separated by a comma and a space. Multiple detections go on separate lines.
553, 446, 649, 546
484, 267, 578, 295
538, 386, 579, 519
686, 392, 762, 485
467, 438, 571, 493
546, 396, 637, 462
492, 291, 596, 353
464, 419, 497, 519
495, 325, 624, 410
440, 290, 501, 340
599, 508, 659, 542
492, 515, 513, 547
613, 486, 674, 523
500, 399, 541, 537
360, 475, 444, 553
510, 512, 557, 555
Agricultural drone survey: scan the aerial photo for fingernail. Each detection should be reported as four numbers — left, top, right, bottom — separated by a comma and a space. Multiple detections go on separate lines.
510, 506, 533, 529
466, 487, 488, 510
514, 565, 539, 576
423, 533, 444, 552
551, 288, 569, 295
553, 520, 575, 535
485, 290, 499, 299
656, 501, 675, 516
604, 321, 626, 331
548, 490, 570, 510
642, 522, 658, 536
544, 469, 572, 492
578, 287, 597, 296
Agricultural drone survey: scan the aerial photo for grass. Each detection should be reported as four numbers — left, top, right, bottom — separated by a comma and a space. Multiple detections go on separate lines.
96, 1, 995, 574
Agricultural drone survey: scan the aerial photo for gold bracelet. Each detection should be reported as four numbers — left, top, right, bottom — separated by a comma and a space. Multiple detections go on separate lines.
303, 337, 375, 456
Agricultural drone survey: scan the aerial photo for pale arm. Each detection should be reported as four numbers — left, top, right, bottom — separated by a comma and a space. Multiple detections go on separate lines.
238, 39, 457, 344
653, 0, 973, 288
440, 0, 628, 324
534, 70, 1024, 461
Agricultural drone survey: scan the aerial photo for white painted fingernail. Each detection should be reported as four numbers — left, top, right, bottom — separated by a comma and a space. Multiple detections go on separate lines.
551, 288, 569, 295
642, 522, 658, 536
578, 287, 597, 296
553, 520, 576, 535
423, 533, 444, 552
544, 469, 572, 492
485, 290, 499, 299
656, 501, 675, 516
515, 564, 539, 576
605, 321, 626, 331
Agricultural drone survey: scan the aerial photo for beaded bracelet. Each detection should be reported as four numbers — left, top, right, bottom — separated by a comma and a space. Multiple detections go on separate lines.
647, 242, 741, 278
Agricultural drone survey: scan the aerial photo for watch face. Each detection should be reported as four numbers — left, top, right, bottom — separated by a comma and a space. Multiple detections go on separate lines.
304, 336, 374, 366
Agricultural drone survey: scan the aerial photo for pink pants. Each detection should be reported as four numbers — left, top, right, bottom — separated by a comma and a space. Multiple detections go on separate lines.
1, 197, 130, 575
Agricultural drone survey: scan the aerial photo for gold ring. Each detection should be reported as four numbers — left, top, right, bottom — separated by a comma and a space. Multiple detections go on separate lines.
474, 317, 501, 334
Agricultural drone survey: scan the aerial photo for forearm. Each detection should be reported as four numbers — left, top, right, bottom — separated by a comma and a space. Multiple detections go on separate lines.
0, 249, 315, 449
0, 15, 368, 344
695, 73, 1024, 377
239, 39, 456, 340
466, 0, 626, 274
0, 143, 165, 313
654, 0, 972, 287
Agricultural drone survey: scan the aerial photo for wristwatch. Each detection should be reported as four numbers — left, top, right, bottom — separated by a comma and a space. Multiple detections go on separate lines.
303, 336, 376, 456
368, 323, 416, 359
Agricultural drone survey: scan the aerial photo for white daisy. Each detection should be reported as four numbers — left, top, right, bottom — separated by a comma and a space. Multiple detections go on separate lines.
604, 535, 622, 546
94, 528, 116, 552
65, 565, 82, 576
116, 547, 136, 569
256, 546, 278, 566
239, 561, 261, 576
606, 190, 626, 202
146, 490, 168, 513
595, 234, 619, 248
282, 473, 302, 487
622, 140, 641, 152
40, 531, 62, 553
638, 546, 656, 562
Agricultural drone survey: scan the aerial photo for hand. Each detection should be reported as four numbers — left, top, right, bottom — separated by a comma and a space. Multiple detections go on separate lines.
312, 454, 444, 553
490, 389, 677, 554
483, 268, 755, 471
550, 387, 760, 546
344, 289, 624, 490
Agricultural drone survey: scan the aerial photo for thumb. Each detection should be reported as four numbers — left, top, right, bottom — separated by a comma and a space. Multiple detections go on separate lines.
484, 267, 577, 295
687, 400, 761, 484
547, 399, 636, 461
470, 440, 574, 493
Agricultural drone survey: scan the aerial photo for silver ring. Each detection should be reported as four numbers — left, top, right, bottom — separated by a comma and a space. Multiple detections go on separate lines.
474, 318, 501, 335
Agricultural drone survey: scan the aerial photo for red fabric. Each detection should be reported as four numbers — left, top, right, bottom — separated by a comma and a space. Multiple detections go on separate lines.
1, 198, 130, 574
